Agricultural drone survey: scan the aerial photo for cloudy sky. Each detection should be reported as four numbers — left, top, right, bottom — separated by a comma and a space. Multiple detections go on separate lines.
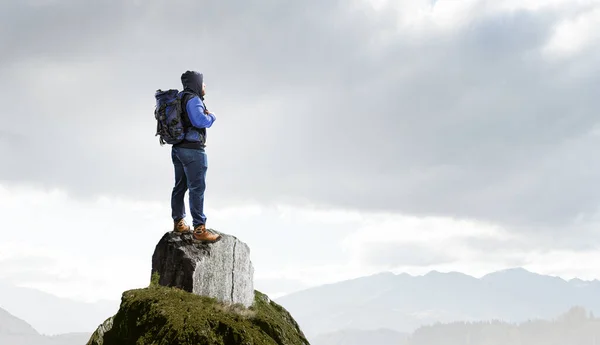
2, 0, 600, 304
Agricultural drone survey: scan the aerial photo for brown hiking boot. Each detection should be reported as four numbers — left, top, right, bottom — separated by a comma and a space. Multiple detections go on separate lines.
193, 224, 221, 243
173, 218, 191, 233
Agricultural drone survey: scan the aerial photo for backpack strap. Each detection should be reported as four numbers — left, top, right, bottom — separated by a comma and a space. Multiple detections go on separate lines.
179, 91, 207, 145
179, 91, 194, 128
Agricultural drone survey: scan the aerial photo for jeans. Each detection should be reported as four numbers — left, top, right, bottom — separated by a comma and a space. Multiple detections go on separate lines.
171, 146, 208, 228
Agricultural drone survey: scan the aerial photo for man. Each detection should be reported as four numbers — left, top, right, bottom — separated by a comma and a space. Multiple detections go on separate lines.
170, 70, 221, 243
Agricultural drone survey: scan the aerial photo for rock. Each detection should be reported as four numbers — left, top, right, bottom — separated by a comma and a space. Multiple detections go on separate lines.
151, 229, 255, 308
86, 285, 311, 345
86, 316, 113, 345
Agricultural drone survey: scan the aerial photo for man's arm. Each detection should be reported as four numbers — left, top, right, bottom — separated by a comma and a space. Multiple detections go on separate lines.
186, 96, 216, 128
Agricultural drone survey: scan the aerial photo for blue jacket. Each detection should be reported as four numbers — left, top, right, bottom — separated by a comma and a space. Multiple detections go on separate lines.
177, 70, 216, 148
183, 95, 216, 142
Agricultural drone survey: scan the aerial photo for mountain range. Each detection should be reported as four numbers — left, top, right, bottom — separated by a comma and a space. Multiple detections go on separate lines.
0, 279, 118, 335
0, 306, 90, 345
275, 268, 600, 339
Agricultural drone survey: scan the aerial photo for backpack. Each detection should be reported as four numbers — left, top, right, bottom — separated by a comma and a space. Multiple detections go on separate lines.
154, 89, 192, 145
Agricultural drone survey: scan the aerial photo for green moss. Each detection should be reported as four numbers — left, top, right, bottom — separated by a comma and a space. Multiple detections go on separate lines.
87, 285, 309, 345
149, 271, 160, 287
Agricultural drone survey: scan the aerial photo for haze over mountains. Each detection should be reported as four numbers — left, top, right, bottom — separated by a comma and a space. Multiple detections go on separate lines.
312, 328, 409, 345
312, 306, 600, 345
0, 307, 89, 345
0, 279, 118, 335
275, 268, 600, 339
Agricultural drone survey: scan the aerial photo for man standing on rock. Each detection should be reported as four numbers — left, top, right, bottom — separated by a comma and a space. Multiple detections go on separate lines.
170, 70, 221, 243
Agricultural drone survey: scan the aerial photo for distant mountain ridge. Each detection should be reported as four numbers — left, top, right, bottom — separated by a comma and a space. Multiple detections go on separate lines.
316, 306, 600, 345
275, 267, 600, 339
0, 307, 38, 336
0, 306, 90, 345
0, 279, 118, 335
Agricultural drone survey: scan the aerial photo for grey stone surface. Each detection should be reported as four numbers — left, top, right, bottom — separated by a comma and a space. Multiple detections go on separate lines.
151, 230, 255, 307
87, 316, 113, 345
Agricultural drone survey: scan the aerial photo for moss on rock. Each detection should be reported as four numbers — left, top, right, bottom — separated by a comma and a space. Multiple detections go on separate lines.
87, 315, 114, 345
86, 285, 310, 345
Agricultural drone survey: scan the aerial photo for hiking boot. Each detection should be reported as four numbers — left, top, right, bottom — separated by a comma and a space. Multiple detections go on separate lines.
193, 224, 221, 243
173, 218, 191, 233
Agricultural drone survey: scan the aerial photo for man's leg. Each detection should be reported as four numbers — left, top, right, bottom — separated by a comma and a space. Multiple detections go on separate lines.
171, 147, 189, 231
179, 148, 220, 242
184, 149, 208, 228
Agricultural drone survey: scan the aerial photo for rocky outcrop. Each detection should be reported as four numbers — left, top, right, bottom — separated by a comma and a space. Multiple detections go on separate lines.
86, 286, 310, 345
87, 228, 309, 345
85, 316, 113, 345
151, 230, 255, 307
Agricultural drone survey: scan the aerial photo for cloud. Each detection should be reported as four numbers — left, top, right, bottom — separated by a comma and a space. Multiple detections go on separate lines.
342, 214, 516, 269
1, 182, 599, 303
543, 5, 600, 57
359, 242, 455, 267
2, 0, 600, 237
340, 212, 600, 276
